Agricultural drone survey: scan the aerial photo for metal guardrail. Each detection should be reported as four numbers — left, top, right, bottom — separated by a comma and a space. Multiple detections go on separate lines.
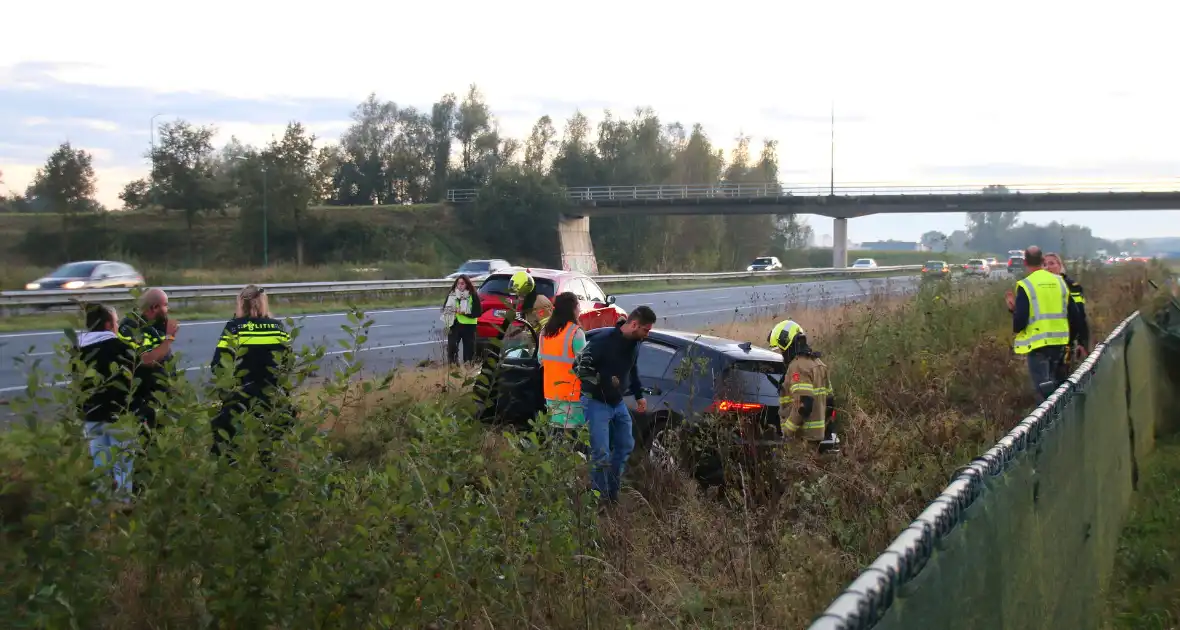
445, 180, 1180, 203
0, 266, 923, 308
805, 311, 1139, 630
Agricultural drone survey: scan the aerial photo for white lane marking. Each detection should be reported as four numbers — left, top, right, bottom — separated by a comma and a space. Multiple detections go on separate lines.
0, 342, 445, 395
0, 308, 436, 340
0, 277, 912, 340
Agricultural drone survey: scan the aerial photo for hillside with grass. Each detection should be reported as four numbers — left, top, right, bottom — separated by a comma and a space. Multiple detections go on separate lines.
0, 263, 1160, 627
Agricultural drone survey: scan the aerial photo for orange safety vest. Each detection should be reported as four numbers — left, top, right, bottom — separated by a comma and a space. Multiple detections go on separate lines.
539, 322, 581, 402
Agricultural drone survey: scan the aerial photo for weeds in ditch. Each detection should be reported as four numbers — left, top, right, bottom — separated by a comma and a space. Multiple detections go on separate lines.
0, 265, 1160, 628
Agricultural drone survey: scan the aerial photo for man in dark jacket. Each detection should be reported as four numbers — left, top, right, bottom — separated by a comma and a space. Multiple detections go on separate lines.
576, 306, 656, 505
117, 288, 180, 430
75, 304, 137, 498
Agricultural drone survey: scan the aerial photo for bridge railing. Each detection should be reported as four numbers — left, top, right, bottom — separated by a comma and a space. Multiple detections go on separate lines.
807, 310, 1177, 629
445, 180, 1180, 204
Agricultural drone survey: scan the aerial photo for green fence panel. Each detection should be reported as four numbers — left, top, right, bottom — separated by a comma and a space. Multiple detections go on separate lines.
810, 312, 1164, 630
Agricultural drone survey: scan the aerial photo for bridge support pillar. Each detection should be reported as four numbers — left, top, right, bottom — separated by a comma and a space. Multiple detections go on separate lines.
833, 218, 849, 268
558, 215, 599, 275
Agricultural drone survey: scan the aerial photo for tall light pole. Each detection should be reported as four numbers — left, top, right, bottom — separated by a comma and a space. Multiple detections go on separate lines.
234, 156, 269, 266
829, 101, 835, 196
150, 113, 165, 208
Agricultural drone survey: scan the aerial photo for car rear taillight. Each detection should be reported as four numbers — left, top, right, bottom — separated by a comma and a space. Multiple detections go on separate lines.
711, 400, 765, 413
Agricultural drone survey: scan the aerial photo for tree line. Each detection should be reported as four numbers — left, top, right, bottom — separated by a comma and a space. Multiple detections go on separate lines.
0, 86, 813, 271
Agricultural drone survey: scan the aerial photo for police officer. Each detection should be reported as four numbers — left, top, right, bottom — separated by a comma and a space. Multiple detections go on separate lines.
768, 319, 839, 454
1005, 246, 1083, 400
1043, 252, 1090, 355
209, 285, 294, 462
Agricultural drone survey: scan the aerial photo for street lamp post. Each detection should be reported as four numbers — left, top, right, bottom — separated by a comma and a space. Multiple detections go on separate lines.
149, 113, 165, 208
262, 166, 269, 267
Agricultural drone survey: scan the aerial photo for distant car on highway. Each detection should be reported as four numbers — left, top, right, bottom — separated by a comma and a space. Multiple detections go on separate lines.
965, 258, 990, 276
746, 256, 783, 272
474, 268, 627, 353
446, 259, 511, 282
851, 258, 878, 270
984, 257, 999, 267
24, 261, 145, 291
921, 261, 951, 279
1007, 256, 1026, 275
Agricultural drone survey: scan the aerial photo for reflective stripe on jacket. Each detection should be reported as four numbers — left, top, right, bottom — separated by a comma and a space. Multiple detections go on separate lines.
540, 322, 581, 402
779, 355, 832, 442
1014, 269, 1070, 355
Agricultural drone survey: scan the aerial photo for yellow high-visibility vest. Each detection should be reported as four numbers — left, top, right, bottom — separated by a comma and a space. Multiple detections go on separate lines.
1013, 268, 1070, 355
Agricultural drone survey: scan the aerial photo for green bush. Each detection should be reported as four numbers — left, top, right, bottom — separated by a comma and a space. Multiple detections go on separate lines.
0, 313, 597, 628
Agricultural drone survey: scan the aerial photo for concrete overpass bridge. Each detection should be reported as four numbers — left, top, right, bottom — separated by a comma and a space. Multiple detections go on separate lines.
445, 181, 1180, 271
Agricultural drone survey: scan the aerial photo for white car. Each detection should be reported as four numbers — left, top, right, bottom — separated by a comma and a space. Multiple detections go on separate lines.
747, 256, 783, 272
851, 258, 878, 269
446, 259, 511, 282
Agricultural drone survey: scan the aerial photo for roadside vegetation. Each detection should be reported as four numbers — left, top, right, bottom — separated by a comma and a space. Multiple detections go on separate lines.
1103, 435, 1180, 629
0, 264, 1157, 628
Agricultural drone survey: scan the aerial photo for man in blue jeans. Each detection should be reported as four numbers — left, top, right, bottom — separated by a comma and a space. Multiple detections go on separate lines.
576, 306, 657, 506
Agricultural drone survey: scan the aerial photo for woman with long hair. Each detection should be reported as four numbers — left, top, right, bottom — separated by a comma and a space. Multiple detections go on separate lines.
442, 274, 482, 365
210, 285, 294, 461
539, 292, 586, 433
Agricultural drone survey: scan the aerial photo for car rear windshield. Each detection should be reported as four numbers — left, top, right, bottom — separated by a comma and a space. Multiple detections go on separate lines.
47, 262, 99, 278
968, 259, 985, 265
752, 258, 774, 265
854, 259, 872, 264
458, 261, 491, 273
479, 275, 557, 298
717, 360, 786, 401
925, 261, 944, 267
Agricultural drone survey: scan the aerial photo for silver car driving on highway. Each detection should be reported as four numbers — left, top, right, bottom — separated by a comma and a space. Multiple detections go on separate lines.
24, 261, 145, 291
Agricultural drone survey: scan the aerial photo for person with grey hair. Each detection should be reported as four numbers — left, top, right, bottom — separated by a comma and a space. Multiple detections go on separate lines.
117, 288, 180, 431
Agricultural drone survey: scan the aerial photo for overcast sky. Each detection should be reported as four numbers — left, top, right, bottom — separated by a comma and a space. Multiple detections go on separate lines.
2, 0, 1178, 243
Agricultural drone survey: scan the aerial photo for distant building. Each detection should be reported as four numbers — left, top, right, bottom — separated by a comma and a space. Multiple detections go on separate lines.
860, 240, 923, 251
820, 234, 833, 248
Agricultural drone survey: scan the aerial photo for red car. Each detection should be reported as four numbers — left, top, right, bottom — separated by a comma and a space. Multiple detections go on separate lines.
475, 268, 628, 348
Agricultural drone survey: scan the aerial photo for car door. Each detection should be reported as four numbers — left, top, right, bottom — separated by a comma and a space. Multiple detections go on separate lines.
90, 264, 115, 288
582, 277, 615, 308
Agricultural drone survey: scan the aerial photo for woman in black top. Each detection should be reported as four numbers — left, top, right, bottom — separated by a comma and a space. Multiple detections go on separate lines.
75, 303, 136, 497
210, 285, 294, 459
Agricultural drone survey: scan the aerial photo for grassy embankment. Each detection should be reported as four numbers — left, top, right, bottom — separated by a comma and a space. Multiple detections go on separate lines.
0, 262, 1155, 627
1102, 435, 1180, 629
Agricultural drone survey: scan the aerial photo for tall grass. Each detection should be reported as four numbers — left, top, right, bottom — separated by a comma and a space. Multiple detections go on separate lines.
0, 265, 1159, 628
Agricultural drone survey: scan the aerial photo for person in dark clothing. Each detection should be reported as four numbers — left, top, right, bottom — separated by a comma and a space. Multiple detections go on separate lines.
210, 285, 294, 462
575, 305, 657, 505
75, 304, 137, 498
117, 288, 179, 430
442, 275, 482, 365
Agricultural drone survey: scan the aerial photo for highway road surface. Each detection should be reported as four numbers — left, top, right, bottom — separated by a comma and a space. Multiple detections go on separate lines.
0, 274, 926, 399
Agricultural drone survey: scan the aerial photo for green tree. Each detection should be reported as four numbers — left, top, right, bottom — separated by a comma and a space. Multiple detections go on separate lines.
921, 230, 948, 250
429, 93, 457, 201
523, 115, 557, 172
118, 179, 152, 210
27, 142, 99, 257
149, 120, 223, 258
261, 122, 328, 266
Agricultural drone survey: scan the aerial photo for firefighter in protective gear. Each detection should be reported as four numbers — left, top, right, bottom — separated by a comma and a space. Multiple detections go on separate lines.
503, 270, 555, 353
768, 319, 840, 454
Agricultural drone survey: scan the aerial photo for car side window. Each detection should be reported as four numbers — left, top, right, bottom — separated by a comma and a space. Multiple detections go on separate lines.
581, 278, 607, 303
92, 264, 111, 278
559, 278, 585, 300
636, 341, 677, 380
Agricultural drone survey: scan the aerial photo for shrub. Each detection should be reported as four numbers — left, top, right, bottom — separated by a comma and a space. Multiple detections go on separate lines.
0, 265, 1159, 627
